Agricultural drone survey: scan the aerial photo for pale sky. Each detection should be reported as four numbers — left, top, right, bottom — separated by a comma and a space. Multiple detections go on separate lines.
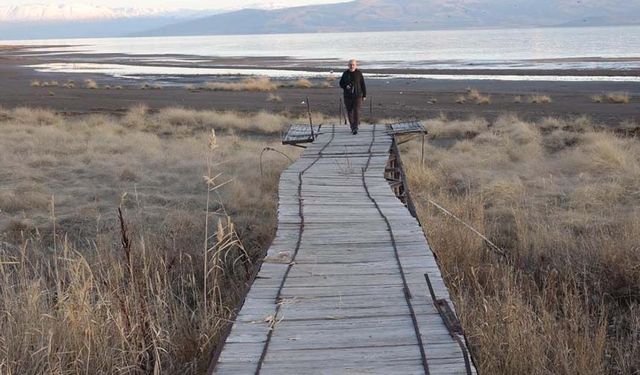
0, 0, 352, 10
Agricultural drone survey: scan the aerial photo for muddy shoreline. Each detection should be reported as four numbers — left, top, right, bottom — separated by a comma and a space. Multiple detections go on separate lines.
1, 46, 639, 126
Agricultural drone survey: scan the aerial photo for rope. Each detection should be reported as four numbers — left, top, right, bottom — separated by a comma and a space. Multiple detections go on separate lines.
260, 147, 294, 180
255, 124, 336, 374
425, 198, 507, 258
361, 125, 431, 375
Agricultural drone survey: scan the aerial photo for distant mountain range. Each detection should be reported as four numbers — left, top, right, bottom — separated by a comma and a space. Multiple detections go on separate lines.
1, 0, 638, 41
0, 4, 193, 23
135, 0, 640, 37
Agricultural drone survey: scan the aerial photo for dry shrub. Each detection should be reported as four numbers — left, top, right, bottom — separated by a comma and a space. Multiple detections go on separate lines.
30, 80, 41, 87
290, 78, 313, 88
468, 89, 491, 104
8, 107, 61, 125
606, 92, 631, 104
84, 79, 98, 89
122, 104, 149, 128
456, 95, 466, 104
403, 115, 640, 374
203, 77, 278, 92
591, 95, 603, 103
529, 94, 552, 104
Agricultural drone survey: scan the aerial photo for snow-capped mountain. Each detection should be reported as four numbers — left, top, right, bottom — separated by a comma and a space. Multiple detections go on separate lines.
0, 3, 186, 23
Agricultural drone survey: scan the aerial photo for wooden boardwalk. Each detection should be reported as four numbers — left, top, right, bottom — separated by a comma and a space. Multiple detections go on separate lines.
213, 125, 476, 375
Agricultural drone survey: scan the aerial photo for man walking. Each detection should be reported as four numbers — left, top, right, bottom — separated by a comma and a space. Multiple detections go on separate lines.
339, 59, 366, 135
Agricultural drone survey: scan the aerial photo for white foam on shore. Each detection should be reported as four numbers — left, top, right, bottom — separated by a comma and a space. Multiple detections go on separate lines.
29, 62, 640, 83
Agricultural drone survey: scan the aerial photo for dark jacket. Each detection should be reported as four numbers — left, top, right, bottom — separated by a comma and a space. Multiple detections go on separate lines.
339, 69, 366, 98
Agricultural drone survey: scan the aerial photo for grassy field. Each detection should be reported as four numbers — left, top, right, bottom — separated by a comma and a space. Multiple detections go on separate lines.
402, 115, 640, 374
0, 105, 317, 373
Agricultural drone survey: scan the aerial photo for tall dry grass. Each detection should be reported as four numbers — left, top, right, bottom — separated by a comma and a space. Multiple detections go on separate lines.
120, 105, 295, 135
403, 115, 640, 374
0, 107, 301, 373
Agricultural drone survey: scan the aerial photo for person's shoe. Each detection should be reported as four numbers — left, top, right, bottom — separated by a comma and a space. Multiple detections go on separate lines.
352, 129, 358, 135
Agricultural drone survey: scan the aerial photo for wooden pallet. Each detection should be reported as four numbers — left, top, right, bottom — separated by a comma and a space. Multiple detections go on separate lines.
387, 121, 427, 135
282, 124, 322, 145
214, 125, 475, 375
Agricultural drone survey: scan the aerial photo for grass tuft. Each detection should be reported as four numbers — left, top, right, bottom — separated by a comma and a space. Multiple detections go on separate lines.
529, 94, 552, 104
467, 89, 491, 105
606, 92, 631, 104
84, 79, 99, 89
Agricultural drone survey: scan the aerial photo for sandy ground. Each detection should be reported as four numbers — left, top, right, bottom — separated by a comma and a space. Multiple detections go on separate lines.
1, 47, 639, 126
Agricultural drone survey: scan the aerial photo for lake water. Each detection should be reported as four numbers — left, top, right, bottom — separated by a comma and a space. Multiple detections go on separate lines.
6, 26, 640, 82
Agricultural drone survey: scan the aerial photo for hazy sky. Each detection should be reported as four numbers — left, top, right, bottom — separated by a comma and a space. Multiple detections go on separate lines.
0, 0, 352, 10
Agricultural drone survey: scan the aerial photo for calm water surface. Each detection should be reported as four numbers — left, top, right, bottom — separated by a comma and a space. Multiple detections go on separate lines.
5, 26, 640, 81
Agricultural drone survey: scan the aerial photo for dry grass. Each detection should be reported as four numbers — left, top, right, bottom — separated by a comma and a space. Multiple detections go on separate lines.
456, 95, 466, 104
467, 89, 491, 105
200, 77, 328, 92
203, 77, 278, 92
529, 94, 552, 104
84, 79, 98, 89
30, 80, 41, 87
0, 106, 302, 373
117, 105, 308, 136
423, 115, 488, 139
606, 92, 631, 104
403, 115, 640, 374
288, 78, 313, 88
513, 95, 522, 103
592, 94, 604, 103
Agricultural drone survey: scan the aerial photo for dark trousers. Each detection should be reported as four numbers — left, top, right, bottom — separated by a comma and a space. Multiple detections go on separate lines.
344, 95, 363, 130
